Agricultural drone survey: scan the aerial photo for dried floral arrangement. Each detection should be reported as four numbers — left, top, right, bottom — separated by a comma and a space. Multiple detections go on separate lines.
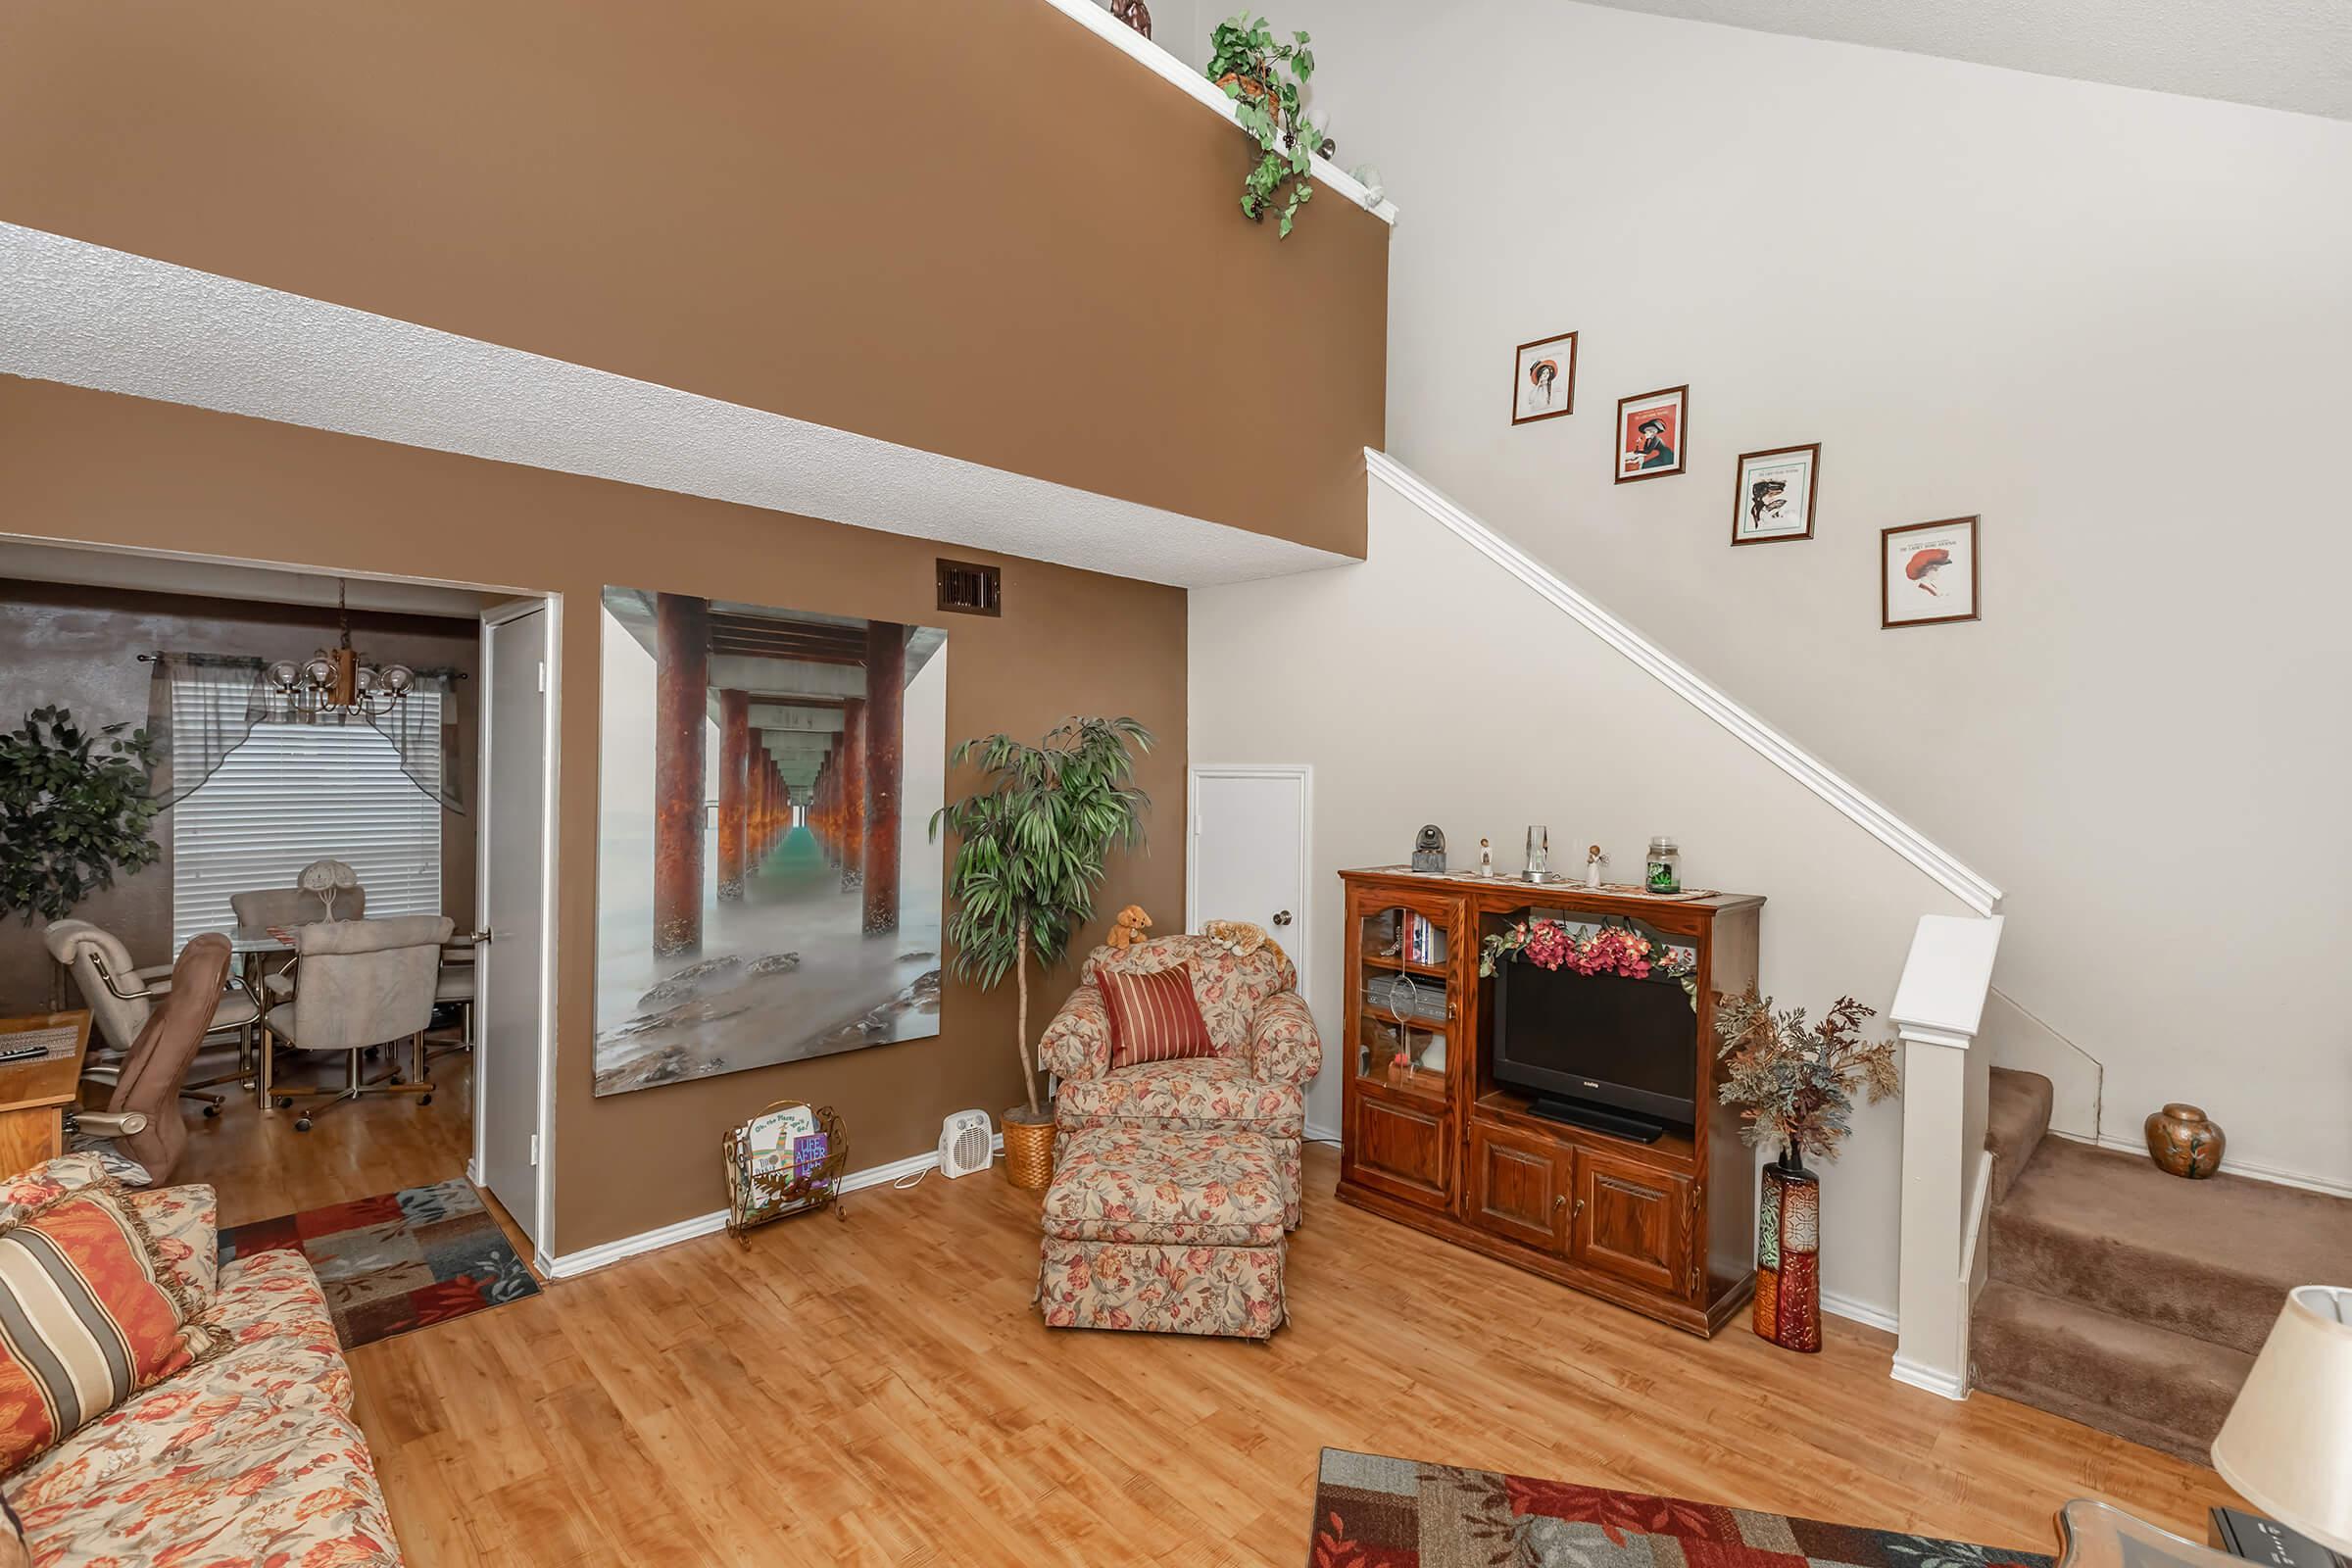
1477, 916, 1697, 1006
1713, 984, 1898, 1165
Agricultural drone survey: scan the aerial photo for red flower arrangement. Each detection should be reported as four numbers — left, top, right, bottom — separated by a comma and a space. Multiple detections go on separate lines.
1478, 917, 1698, 1005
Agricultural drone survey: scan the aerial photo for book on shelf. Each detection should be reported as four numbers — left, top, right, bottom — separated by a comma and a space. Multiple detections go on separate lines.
1402, 913, 1440, 965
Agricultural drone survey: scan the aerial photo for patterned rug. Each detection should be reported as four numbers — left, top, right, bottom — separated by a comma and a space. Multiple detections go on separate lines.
1310, 1449, 2056, 1568
218, 1178, 540, 1349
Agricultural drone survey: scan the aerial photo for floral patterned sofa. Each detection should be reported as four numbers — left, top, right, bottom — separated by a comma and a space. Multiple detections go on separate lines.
0, 1163, 403, 1567
1040, 933, 1322, 1228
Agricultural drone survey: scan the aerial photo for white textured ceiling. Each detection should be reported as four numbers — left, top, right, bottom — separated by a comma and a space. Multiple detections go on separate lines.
1579, 0, 2352, 122
0, 223, 1350, 590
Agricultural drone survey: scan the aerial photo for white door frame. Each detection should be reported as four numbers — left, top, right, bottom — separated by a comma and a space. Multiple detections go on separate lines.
475, 593, 562, 1257
1184, 762, 1314, 1006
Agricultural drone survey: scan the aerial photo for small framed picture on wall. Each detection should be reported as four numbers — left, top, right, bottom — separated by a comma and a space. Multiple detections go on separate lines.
1511, 332, 1578, 425
1882, 516, 1981, 628
1732, 444, 1820, 545
1615, 385, 1688, 482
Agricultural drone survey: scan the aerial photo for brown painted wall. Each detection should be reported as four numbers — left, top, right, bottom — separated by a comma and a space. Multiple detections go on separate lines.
0, 0, 1385, 559
0, 379, 1189, 1251
0, 584, 479, 1013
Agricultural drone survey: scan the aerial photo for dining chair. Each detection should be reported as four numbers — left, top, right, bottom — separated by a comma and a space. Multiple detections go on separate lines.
260, 914, 451, 1131
229, 883, 368, 1002
67, 933, 234, 1186
43, 918, 258, 1114
426, 942, 477, 1067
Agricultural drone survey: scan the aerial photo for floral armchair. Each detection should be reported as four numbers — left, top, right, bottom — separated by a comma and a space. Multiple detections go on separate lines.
1040, 934, 1322, 1228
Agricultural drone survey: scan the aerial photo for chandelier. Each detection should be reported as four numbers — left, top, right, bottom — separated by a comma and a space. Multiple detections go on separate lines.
265, 579, 415, 719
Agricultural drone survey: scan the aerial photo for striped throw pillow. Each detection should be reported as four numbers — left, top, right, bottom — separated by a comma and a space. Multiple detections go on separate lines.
0, 1185, 226, 1475
1098, 962, 1217, 1070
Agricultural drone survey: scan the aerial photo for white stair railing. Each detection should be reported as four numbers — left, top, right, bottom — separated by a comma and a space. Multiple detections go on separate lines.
1890, 912, 2007, 1398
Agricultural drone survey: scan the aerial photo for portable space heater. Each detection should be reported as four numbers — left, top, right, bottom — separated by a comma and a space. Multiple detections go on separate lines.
939, 1110, 994, 1178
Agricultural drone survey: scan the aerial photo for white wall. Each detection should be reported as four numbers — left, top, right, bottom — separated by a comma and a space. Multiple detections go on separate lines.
1229, 0, 2352, 1195
1192, 477, 1985, 1320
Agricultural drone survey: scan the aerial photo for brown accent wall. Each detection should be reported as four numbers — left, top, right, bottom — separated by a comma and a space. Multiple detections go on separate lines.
0, 379, 1189, 1251
0, 0, 1385, 559
0, 583, 479, 1013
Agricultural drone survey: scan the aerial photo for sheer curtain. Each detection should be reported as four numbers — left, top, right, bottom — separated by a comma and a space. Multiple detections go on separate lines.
144, 653, 466, 814
144, 653, 267, 808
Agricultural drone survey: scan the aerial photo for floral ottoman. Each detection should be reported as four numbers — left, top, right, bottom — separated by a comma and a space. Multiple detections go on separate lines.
1036, 1126, 1288, 1341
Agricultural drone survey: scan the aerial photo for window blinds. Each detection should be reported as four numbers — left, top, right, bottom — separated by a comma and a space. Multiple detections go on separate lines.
170, 681, 445, 952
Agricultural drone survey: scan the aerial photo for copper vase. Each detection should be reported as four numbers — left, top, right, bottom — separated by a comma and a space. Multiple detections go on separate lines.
2144, 1103, 2224, 1179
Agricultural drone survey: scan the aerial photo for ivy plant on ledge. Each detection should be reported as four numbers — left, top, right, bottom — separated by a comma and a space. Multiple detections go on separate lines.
1207, 14, 1323, 236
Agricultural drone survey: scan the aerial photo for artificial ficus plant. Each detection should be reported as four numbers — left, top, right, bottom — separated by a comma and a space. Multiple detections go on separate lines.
929, 717, 1153, 1119
1207, 14, 1321, 236
0, 706, 163, 925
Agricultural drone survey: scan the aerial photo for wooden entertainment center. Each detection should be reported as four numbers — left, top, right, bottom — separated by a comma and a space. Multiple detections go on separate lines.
1336, 865, 1763, 1337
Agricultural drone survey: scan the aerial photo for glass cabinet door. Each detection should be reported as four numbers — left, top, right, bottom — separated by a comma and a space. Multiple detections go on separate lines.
1357, 904, 1451, 1102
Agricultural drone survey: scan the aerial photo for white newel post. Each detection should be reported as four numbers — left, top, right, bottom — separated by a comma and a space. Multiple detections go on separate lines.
1889, 913, 2005, 1400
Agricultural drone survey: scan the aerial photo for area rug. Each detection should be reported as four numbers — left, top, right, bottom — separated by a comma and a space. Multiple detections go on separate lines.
218, 1177, 540, 1349
1309, 1449, 2056, 1568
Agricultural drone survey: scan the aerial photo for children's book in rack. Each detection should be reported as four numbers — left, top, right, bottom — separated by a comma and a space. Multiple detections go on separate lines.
723, 1101, 850, 1240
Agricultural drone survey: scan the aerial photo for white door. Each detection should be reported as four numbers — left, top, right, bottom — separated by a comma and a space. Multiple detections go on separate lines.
477, 602, 552, 1248
1188, 766, 1311, 1000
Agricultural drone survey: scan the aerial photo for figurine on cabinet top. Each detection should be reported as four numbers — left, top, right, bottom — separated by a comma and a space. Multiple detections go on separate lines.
1478, 838, 1494, 877
1586, 845, 1606, 888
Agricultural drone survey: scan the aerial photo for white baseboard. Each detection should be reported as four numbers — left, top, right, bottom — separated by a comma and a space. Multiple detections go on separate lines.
1821, 1290, 1898, 1334
466, 1157, 483, 1187
536, 1133, 1004, 1281
1304, 1119, 1341, 1146
2054, 1130, 2352, 1200
1889, 1353, 1970, 1400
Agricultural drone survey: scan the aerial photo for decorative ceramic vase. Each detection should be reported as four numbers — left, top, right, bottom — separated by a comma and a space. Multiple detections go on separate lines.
2144, 1103, 2225, 1179
1754, 1151, 1822, 1352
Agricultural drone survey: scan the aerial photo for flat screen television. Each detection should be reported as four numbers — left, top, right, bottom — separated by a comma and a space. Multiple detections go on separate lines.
1492, 958, 1697, 1140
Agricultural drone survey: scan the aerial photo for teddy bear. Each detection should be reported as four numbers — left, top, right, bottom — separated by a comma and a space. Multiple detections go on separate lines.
1104, 905, 1153, 952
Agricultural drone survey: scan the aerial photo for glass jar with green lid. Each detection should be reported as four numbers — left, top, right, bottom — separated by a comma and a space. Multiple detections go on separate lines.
1645, 836, 1681, 894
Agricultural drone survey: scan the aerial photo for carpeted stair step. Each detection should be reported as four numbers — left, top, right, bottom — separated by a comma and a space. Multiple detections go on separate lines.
1972, 1280, 2250, 1466
1984, 1067, 2052, 1204
1990, 1137, 2352, 1354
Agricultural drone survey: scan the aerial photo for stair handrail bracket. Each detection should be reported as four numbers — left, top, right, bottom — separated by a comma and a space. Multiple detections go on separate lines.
1891, 913, 2007, 1401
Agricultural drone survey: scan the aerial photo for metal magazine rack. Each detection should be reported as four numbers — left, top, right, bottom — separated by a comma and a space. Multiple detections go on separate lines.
722, 1100, 850, 1240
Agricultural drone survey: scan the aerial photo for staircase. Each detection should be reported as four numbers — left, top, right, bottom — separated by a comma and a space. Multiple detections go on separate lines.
1972, 1067, 2352, 1464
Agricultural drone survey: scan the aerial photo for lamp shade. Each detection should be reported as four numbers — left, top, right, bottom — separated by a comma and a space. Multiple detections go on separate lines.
2213, 1286, 2352, 1555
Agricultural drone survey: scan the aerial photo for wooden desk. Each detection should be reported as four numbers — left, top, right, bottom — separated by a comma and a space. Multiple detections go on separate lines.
0, 1011, 92, 1178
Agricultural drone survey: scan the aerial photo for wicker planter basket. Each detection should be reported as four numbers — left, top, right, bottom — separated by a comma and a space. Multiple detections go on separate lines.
1002, 1109, 1055, 1191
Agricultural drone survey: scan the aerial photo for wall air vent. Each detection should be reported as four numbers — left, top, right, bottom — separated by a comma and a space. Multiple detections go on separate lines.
936, 559, 1003, 616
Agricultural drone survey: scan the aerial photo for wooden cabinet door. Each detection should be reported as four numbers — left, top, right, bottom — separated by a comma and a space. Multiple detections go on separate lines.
1469, 1122, 1570, 1251
1569, 1149, 1690, 1297
1348, 1091, 1451, 1206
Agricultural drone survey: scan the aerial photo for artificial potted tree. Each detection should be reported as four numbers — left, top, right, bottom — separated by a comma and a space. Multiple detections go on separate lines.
1715, 984, 1898, 1352
930, 716, 1152, 1190
1, 705, 162, 934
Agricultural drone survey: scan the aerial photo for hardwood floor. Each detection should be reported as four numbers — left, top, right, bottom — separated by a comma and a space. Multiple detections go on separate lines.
341, 1143, 2240, 1567
172, 1043, 477, 1228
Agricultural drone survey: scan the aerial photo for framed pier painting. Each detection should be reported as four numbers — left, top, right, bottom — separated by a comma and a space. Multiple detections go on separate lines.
592, 588, 948, 1096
